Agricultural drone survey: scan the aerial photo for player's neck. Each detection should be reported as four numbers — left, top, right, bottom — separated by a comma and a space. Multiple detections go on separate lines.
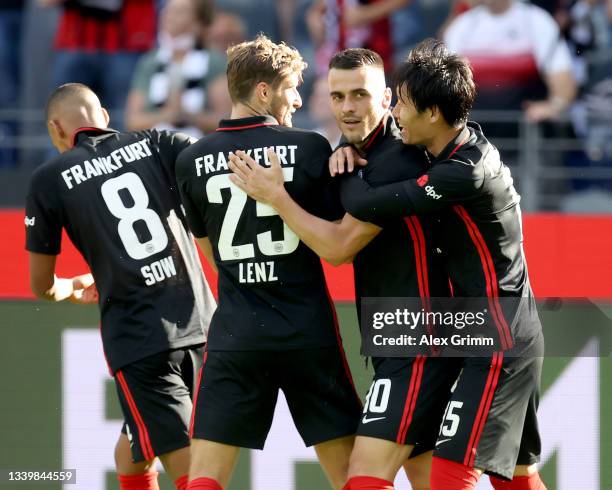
427, 126, 463, 158
230, 102, 269, 120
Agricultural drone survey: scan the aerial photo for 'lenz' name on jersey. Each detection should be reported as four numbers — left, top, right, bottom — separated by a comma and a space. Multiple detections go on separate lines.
194, 145, 298, 176
61, 139, 153, 189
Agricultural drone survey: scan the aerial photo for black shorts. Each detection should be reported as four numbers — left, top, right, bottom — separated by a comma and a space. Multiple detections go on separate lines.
357, 356, 462, 456
115, 345, 204, 462
191, 347, 362, 449
433, 333, 544, 480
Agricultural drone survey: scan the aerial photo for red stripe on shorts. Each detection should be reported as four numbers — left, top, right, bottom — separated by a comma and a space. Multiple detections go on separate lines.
396, 355, 426, 444
116, 371, 155, 461
463, 351, 504, 466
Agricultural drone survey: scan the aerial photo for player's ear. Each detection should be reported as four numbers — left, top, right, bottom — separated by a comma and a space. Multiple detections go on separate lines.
382, 87, 392, 110
102, 107, 110, 127
48, 119, 65, 140
255, 81, 269, 104
429, 106, 441, 124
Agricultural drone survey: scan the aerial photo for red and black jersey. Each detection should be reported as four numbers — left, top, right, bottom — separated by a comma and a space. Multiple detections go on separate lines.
341, 115, 449, 313
341, 122, 542, 349
175, 115, 343, 352
55, 0, 156, 52
25, 128, 214, 372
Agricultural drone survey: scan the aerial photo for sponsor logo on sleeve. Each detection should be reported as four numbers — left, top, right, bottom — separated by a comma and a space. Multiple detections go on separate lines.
424, 185, 442, 200
24, 216, 35, 227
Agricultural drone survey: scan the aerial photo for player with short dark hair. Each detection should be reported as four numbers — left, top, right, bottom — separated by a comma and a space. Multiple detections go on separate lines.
27, 83, 216, 490
228, 47, 463, 490
175, 36, 362, 490
334, 39, 546, 490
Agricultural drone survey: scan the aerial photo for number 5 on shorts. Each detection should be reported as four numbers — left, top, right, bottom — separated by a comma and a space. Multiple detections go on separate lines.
439, 400, 463, 437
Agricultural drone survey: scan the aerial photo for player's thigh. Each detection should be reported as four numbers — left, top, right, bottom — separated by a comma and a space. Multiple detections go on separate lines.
189, 438, 241, 489
348, 435, 413, 481
433, 337, 544, 481
314, 435, 355, 489
280, 346, 362, 447
191, 350, 279, 450
402, 450, 433, 490
114, 348, 195, 462
357, 356, 461, 450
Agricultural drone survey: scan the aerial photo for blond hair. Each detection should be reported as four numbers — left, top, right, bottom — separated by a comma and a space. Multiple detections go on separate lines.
226, 34, 307, 103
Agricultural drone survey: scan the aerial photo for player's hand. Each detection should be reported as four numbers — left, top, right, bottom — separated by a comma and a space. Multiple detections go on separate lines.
329, 146, 368, 177
70, 273, 98, 304
228, 149, 286, 205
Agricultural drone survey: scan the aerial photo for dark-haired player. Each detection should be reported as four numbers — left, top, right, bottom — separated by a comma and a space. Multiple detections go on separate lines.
26, 83, 216, 490
228, 48, 463, 490
331, 40, 546, 490
175, 36, 362, 490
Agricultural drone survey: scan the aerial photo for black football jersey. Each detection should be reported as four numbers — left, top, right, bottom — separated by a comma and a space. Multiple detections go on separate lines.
340, 122, 542, 350
25, 128, 215, 372
342, 115, 450, 315
175, 115, 343, 351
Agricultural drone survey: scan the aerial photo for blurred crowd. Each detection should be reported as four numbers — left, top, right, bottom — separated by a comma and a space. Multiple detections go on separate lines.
1, 0, 612, 208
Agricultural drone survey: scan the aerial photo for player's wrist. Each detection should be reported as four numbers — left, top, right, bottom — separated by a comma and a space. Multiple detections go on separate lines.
269, 185, 289, 208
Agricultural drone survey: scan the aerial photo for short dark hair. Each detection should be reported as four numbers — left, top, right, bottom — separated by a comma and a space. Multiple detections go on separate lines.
329, 48, 384, 71
46, 83, 94, 119
392, 38, 475, 127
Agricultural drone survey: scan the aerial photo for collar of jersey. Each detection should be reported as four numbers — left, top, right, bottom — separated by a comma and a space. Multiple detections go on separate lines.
436, 124, 472, 162
360, 111, 393, 154
72, 127, 119, 147
216, 115, 278, 131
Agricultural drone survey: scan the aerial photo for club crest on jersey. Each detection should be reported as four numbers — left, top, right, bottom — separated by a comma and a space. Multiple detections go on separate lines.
424, 185, 442, 200
417, 175, 429, 187
24, 216, 35, 227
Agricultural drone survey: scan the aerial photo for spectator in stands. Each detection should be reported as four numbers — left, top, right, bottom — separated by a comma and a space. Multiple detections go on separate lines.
308, 75, 342, 146
0, 0, 24, 167
443, 0, 577, 124
307, 0, 411, 74
556, 0, 604, 87
39, 0, 156, 130
207, 10, 247, 53
215, 0, 294, 43
124, 0, 226, 137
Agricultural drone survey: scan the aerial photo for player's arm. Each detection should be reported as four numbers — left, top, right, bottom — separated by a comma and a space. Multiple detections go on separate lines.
228, 150, 380, 265
29, 252, 97, 303
194, 236, 218, 274
26, 181, 97, 304
339, 158, 480, 222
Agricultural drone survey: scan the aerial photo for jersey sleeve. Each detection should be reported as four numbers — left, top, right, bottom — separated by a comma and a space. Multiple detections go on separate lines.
25, 176, 63, 255
340, 158, 482, 223
175, 150, 208, 238
153, 129, 197, 180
